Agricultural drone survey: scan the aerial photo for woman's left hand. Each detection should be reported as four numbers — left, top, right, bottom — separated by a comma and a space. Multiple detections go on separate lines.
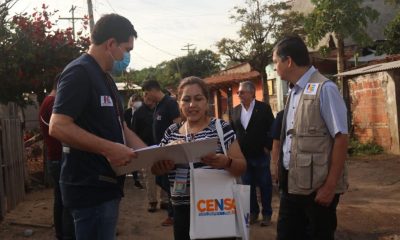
201, 153, 229, 169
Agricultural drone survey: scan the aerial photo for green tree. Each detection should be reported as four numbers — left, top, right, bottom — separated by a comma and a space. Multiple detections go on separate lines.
304, 0, 379, 82
304, 0, 379, 131
122, 49, 221, 89
379, 0, 400, 55
216, 0, 305, 103
385, 0, 400, 5
0, 4, 90, 106
379, 13, 400, 54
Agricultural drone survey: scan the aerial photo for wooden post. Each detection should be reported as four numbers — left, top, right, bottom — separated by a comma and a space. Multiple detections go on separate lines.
0, 102, 26, 217
0, 121, 5, 220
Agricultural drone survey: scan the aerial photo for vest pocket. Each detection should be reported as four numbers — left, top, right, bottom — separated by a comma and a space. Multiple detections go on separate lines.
294, 154, 312, 190
312, 153, 329, 189
297, 135, 327, 153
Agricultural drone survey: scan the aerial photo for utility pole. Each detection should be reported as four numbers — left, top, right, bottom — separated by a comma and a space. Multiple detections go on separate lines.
59, 5, 85, 40
181, 43, 195, 55
87, 0, 95, 32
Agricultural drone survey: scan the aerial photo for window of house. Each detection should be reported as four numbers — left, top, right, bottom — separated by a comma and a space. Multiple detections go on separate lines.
267, 79, 276, 96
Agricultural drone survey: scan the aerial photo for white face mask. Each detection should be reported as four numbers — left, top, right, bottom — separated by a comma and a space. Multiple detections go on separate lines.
133, 101, 142, 109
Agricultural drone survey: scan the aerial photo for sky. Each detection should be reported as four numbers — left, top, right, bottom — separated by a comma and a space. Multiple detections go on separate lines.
10, 0, 244, 70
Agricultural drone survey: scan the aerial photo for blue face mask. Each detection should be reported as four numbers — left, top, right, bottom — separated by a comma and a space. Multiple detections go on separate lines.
112, 51, 131, 75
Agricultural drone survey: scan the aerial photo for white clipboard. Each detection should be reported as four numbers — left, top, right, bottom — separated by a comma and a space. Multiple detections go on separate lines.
112, 137, 218, 176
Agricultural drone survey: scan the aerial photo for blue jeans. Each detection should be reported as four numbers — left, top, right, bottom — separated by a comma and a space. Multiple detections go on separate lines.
70, 198, 120, 240
47, 160, 75, 240
241, 154, 273, 217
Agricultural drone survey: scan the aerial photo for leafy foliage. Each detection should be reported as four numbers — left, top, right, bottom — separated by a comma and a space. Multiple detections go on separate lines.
385, 0, 400, 5
216, 0, 305, 102
0, 3, 90, 105
378, 12, 400, 54
349, 138, 384, 156
304, 0, 379, 49
119, 49, 222, 89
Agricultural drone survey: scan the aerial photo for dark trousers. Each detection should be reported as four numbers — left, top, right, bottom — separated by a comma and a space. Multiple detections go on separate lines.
47, 160, 75, 240
277, 190, 340, 240
173, 205, 236, 240
173, 205, 190, 240
241, 154, 273, 217
156, 174, 174, 218
132, 171, 139, 182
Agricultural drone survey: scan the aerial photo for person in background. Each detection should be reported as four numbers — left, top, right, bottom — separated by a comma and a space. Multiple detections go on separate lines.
230, 81, 275, 226
271, 110, 284, 184
124, 94, 144, 190
273, 35, 348, 240
151, 76, 246, 240
142, 79, 181, 226
49, 14, 147, 240
131, 94, 159, 212
39, 73, 75, 240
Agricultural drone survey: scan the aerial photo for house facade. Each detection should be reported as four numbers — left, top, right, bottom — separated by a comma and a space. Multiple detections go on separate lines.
337, 58, 400, 153
204, 63, 265, 121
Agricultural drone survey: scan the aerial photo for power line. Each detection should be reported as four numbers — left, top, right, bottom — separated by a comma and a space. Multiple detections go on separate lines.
105, 0, 116, 13
132, 52, 156, 65
139, 38, 180, 58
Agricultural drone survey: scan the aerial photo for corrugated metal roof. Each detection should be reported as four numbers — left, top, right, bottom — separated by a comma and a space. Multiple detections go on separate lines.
336, 60, 400, 77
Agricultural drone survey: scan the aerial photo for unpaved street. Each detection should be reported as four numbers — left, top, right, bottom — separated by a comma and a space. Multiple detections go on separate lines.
0, 154, 399, 239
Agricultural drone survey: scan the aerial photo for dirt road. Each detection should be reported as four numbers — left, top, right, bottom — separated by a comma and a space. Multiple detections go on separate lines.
0, 154, 399, 239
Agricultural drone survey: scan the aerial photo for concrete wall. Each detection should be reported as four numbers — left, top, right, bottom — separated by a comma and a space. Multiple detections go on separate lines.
349, 71, 400, 153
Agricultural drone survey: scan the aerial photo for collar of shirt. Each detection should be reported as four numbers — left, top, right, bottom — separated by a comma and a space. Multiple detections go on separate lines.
293, 66, 317, 93
240, 98, 255, 113
240, 99, 255, 130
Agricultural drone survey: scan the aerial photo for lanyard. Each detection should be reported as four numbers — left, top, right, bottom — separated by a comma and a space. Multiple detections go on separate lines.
184, 122, 196, 143
104, 73, 126, 144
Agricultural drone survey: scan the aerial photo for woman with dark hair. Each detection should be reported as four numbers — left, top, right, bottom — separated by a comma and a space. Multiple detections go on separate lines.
151, 76, 246, 240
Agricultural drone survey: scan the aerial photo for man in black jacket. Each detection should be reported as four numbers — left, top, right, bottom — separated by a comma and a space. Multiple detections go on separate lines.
231, 81, 275, 226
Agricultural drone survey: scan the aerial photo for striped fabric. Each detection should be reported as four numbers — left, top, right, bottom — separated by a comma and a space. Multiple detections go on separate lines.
160, 118, 236, 206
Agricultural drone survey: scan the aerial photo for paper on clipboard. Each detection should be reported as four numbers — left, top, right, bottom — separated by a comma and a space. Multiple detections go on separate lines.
112, 137, 218, 176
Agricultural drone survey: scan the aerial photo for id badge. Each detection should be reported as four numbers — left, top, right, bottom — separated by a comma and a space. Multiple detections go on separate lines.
173, 180, 187, 194
173, 168, 188, 194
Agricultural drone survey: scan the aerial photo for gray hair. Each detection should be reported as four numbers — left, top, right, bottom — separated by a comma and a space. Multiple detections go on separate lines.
239, 81, 255, 93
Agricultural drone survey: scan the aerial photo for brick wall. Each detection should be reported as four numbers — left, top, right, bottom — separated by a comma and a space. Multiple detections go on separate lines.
349, 72, 396, 152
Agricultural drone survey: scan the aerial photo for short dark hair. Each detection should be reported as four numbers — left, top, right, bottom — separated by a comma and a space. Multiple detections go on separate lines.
273, 35, 310, 67
141, 79, 161, 91
91, 13, 137, 45
177, 76, 209, 102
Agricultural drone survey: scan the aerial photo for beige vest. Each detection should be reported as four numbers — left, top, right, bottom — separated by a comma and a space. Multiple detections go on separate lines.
287, 71, 348, 195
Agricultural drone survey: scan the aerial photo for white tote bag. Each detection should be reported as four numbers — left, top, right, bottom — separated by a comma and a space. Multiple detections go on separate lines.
233, 184, 250, 240
189, 119, 250, 239
189, 167, 239, 239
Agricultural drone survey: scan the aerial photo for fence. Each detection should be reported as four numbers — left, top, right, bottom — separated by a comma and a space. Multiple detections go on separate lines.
0, 103, 26, 221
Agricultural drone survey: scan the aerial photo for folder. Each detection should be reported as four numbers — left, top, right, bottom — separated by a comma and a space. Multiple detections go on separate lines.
112, 137, 218, 176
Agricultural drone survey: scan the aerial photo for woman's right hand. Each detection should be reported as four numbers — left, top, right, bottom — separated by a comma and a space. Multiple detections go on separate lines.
151, 160, 175, 175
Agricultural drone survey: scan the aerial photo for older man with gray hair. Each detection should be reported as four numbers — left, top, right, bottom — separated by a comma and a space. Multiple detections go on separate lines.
230, 81, 275, 226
